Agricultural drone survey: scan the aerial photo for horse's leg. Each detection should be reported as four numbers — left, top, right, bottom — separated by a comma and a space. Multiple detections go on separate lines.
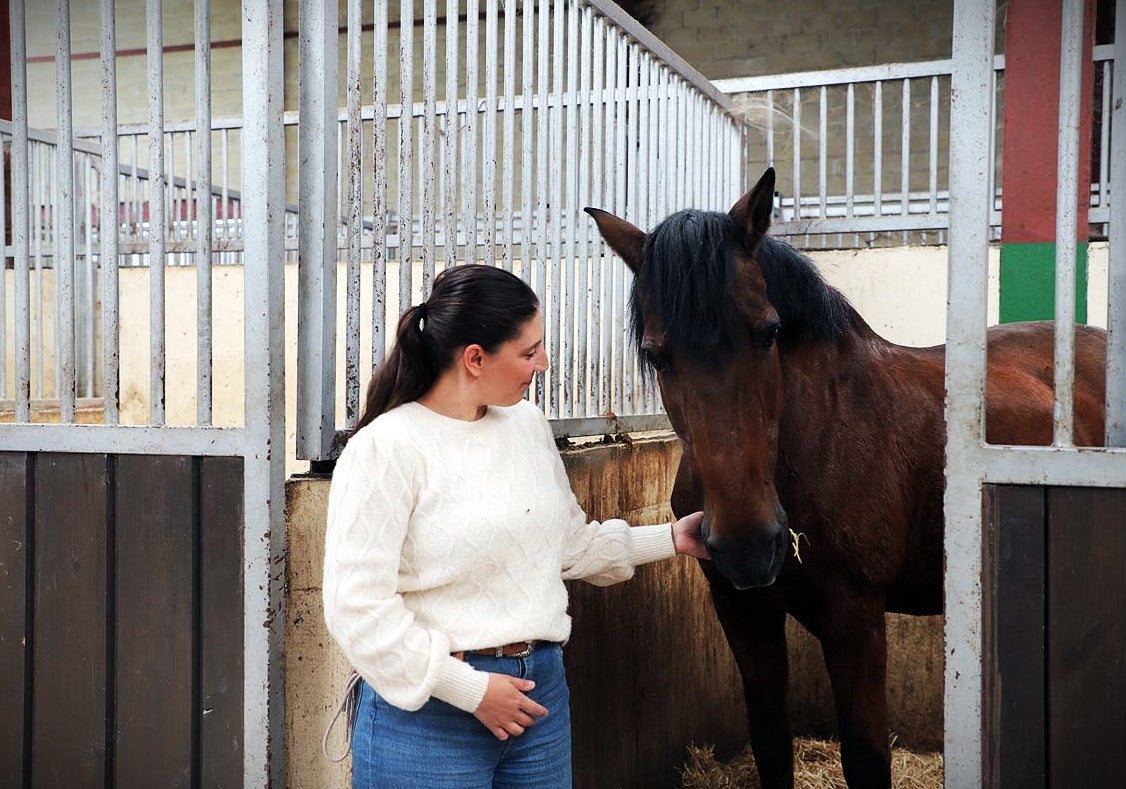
819, 596, 891, 789
704, 567, 793, 789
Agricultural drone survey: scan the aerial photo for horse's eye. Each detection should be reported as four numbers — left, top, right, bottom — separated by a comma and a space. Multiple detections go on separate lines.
643, 348, 669, 373
759, 322, 781, 349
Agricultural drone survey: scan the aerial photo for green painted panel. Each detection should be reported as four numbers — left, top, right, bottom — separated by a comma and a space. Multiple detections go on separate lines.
999, 241, 1088, 324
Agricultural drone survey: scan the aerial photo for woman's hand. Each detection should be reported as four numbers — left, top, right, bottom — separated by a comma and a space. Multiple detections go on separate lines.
672, 511, 708, 559
473, 673, 549, 740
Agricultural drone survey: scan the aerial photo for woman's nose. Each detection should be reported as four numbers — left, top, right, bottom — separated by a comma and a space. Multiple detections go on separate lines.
535, 349, 549, 372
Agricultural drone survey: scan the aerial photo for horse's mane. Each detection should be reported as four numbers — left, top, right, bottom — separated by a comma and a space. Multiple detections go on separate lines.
631, 210, 853, 368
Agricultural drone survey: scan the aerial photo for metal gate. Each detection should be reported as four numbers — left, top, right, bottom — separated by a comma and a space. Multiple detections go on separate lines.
0, 1, 285, 785
945, 0, 1126, 786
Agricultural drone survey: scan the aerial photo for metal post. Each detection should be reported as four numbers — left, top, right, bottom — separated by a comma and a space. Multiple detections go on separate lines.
1053, 0, 1084, 448
296, 0, 338, 462
241, 0, 286, 783
10, 0, 30, 422
148, 0, 166, 425
944, 0, 995, 784
196, 0, 213, 426
1110, 0, 1126, 446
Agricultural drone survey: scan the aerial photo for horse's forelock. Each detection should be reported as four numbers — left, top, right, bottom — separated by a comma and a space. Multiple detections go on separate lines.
631, 210, 743, 368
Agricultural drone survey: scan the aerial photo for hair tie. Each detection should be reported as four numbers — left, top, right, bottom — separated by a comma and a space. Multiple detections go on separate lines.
416, 302, 428, 330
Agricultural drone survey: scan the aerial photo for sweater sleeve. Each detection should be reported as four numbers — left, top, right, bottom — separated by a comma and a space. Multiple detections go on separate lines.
322, 429, 490, 713
532, 411, 676, 585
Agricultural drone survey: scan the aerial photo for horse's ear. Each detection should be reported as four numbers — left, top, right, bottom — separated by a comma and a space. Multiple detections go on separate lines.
729, 167, 775, 248
584, 207, 645, 273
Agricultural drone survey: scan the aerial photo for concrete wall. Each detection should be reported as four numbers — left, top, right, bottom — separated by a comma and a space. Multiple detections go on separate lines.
285, 434, 945, 787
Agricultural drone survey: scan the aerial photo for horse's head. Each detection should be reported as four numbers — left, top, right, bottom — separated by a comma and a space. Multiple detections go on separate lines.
587, 168, 788, 589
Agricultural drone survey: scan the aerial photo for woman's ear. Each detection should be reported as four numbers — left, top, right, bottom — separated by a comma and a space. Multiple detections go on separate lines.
462, 344, 486, 378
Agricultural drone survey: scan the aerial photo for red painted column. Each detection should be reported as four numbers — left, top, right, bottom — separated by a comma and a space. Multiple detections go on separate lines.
999, 0, 1096, 322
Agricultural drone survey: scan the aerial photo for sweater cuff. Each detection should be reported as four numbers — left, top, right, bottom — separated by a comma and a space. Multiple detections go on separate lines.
629, 522, 677, 566
431, 655, 490, 713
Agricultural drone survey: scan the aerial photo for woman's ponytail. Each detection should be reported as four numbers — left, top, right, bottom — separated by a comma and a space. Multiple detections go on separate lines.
352, 303, 437, 433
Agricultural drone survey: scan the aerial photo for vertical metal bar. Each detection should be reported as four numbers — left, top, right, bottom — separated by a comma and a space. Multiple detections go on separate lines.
99, 0, 118, 425
482, 0, 497, 268
930, 75, 939, 215
82, 155, 94, 398
534, 0, 548, 411
297, 0, 339, 461
589, 16, 604, 415
614, 34, 626, 417
600, 23, 613, 415
563, 0, 579, 417
10, 0, 30, 421
635, 50, 649, 412
765, 88, 774, 167
944, 0, 994, 784
901, 78, 911, 216
220, 130, 230, 240
345, 0, 362, 427
791, 88, 801, 220
519, 0, 533, 280
577, 5, 592, 416
501, 0, 516, 271
818, 85, 827, 218
989, 67, 999, 216
148, 0, 166, 424
550, 0, 564, 418
1100, 59, 1111, 209
33, 143, 43, 399
874, 80, 883, 216
1109, 0, 1126, 447
673, 77, 684, 210
399, 0, 415, 306
464, 0, 479, 265
1053, 0, 1084, 448
421, 0, 437, 289
846, 83, 855, 216
444, 0, 459, 273
196, 0, 212, 425
372, 0, 388, 367
56, 0, 76, 422
241, 0, 287, 782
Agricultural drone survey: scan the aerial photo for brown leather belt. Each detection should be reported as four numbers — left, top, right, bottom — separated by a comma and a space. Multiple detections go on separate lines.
453, 640, 537, 660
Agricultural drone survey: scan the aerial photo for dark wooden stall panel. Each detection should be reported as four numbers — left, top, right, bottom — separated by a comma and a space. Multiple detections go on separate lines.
1047, 487, 1126, 789
32, 454, 109, 789
115, 455, 197, 788
0, 453, 29, 781
983, 484, 1047, 789
200, 457, 245, 787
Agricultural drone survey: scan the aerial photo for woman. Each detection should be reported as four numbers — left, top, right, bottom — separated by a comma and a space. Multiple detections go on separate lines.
322, 264, 706, 788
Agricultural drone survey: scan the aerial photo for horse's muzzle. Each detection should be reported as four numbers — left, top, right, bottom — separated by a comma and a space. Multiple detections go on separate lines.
703, 511, 788, 590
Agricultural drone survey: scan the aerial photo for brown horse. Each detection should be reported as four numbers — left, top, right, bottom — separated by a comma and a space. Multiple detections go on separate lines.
586, 168, 1107, 788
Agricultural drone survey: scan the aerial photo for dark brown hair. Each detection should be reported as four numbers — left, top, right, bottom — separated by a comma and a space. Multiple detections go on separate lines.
353, 264, 540, 432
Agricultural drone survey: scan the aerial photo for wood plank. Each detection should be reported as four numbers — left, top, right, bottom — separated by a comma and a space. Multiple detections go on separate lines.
199, 457, 244, 786
1048, 487, 1126, 788
0, 453, 29, 783
114, 455, 196, 788
983, 484, 1046, 789
32, 453, 109, 788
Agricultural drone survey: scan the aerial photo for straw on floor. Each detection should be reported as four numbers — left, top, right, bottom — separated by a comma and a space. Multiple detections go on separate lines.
679, 737, 944, 788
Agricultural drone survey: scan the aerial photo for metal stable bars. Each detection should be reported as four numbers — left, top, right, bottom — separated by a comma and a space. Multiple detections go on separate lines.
294, 0, 747, 462
1, 1, 286, 783
944, 0, 1126, 786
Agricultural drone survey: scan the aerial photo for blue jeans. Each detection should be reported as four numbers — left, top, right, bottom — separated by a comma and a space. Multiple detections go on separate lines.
351, 643, 572, 788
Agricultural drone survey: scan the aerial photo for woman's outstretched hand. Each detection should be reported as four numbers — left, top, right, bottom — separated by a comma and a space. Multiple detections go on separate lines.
474, 673, 549, 740
672, 511, 708, 559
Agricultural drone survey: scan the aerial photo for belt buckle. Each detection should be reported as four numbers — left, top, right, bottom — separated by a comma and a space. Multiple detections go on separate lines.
506, 640, 535, 659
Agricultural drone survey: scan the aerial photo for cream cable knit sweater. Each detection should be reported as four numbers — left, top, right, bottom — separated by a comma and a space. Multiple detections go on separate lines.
323, 399, 676, 715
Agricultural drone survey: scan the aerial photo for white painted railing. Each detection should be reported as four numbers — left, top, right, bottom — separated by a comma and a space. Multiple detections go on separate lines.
715, 44, 1115, 247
